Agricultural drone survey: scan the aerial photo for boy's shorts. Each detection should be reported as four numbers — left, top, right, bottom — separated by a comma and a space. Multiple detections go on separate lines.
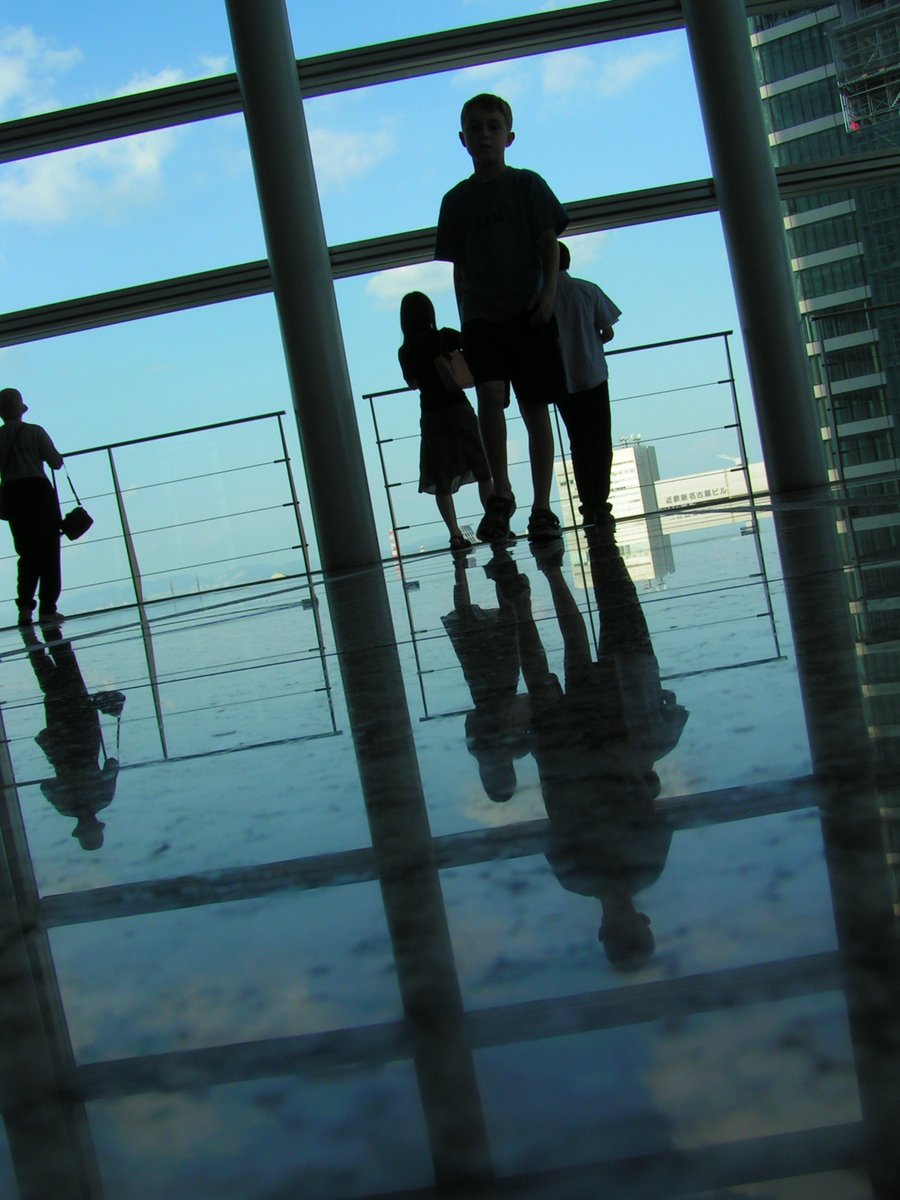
462, 312, 567, 407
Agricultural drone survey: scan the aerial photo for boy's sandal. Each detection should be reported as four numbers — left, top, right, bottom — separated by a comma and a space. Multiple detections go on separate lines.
580, 506, 616, 530
527, 507, 561, 541
585, 522, 618, 550
484, 556, 530, 595
530, 539, 564, 572
476, 494, 516, 543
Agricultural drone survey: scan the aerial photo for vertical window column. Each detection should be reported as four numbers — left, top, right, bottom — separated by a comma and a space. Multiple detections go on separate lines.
225, 0, 381, 572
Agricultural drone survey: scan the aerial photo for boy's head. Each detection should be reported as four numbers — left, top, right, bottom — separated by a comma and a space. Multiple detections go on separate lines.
0, 387, 26, 421
459, 94, 514, 172
558, 241, 571, 272
460, 93, 513, 133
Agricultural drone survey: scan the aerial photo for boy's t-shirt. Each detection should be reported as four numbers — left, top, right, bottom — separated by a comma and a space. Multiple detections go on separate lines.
555, 271, 622, 392
435, 166, 569, 324
0, 420, 63, 482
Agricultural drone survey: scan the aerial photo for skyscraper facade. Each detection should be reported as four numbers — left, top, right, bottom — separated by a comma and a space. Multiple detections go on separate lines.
751, 1, 900, 773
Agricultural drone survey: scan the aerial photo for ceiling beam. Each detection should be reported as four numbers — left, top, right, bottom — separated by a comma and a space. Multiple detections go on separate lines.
0, 0, 816, 164
2, 146, 898, 349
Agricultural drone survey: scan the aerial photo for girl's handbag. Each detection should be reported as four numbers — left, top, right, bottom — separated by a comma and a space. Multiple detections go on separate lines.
434, 349, 475, 392
59, 469, 93, 541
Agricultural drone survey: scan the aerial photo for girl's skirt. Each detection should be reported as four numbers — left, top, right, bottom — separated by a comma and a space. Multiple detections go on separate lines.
418, 402, 490, 495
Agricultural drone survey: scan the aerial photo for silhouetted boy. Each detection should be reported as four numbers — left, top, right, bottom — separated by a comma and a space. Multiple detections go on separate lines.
435, 93, 569, 543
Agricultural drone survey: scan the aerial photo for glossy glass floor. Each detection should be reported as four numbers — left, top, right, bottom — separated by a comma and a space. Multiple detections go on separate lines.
1, 500, 898, 1200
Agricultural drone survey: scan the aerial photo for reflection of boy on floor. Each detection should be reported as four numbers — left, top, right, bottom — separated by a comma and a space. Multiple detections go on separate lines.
496, 540, 687, 971
554, 241, 622, 531
22, 626, 124, 851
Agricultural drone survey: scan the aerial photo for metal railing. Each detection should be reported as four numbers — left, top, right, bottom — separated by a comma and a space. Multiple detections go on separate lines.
364, 330, 783, 716
0, 412, 333, 754
364, 331, 769, 558
1, 410, 316, 623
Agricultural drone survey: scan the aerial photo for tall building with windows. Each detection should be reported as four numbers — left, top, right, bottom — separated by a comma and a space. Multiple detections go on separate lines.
750, 0, 900, 771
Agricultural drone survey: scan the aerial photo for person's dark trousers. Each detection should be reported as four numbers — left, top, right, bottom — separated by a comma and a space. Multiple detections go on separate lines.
5, 477, 62, 617
556, 381, 613, 522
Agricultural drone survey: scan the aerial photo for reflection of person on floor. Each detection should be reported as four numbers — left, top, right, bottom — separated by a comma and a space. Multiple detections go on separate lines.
497, 537, 688, 971
442, 552, 530, 801
21, 626, 125, 851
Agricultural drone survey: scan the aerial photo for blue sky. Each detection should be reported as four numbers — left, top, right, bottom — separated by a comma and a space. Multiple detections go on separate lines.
0, 1, 762, 558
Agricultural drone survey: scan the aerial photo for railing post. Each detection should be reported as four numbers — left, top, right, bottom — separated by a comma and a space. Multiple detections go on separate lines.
366, 391, 404, 562
723, 331, 782, 658
275, 411, 336, 723
107, 449, 168, 758
367, 393, 434, 705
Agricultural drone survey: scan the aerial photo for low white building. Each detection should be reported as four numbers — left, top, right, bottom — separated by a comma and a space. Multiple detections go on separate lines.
555, 439, 769, 585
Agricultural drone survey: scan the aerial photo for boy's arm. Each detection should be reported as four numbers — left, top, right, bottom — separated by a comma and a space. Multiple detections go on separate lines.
519, 170, 568, 325
453, 262, 464, 317
38, 427, 64, 470
530, 228, 559, 326
594, 287, 620, 345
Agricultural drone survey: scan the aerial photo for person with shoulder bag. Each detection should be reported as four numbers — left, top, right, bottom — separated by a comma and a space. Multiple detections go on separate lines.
0, 387, 66, 627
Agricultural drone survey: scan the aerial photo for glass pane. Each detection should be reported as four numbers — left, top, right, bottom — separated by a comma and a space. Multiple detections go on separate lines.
0, 116, 264, 309
287, 0, 605, 55
306, 32, 709, 248
88, 1065, 432, 1200
1, 2, 232, 110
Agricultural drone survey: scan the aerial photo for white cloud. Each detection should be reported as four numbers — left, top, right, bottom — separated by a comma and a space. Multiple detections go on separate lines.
0, 31, 190, 225
541, 50, 594, 96
596, 46, 678, 97
199, 54, 230, 77
308, 123, 395, 188
113, 67, 186, 97
0, 48, 238, 225
452, 42, 678, 110
561, 230, 610, 272
0, 129, 177, 224
366, 261, 454, 308
645, 1003, 860, 1149
1, 26, 229, 119
451, 61, 525, 104
0, 26, 81, 117
540, 43, 679, 100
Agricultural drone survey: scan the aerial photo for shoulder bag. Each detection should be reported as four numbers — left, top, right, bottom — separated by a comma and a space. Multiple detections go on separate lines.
59, 469, 94, 540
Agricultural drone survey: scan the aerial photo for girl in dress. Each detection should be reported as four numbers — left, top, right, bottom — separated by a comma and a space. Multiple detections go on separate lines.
398, 291, 492, 552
